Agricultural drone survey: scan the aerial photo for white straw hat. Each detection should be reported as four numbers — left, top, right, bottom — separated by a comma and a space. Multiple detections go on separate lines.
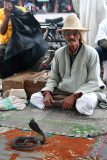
57, 13, 90, 32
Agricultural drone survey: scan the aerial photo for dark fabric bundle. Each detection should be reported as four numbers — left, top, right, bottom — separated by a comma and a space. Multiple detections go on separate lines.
2, 5, 49, 78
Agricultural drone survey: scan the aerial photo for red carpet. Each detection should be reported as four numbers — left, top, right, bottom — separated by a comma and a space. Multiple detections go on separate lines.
0, 128, 104, 160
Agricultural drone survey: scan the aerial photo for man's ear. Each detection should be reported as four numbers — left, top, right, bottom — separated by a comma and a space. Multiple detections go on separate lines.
79, 33, 81, 40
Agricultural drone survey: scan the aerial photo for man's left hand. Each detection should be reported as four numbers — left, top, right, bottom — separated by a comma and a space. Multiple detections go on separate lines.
60, 94, 77, 110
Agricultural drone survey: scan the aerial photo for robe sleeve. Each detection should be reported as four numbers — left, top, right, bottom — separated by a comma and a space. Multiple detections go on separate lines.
41, 53, 61, 93
95, 19, 107, 44
75, 50, 106, 94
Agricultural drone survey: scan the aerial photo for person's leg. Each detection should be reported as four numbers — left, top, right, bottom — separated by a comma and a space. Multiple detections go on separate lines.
103, 61, 107, 82
0, 43, 7, 78
75, 92, 98, 115
95, 47, 107, 79
30, 92, 45, 109
95, 47, 107, 67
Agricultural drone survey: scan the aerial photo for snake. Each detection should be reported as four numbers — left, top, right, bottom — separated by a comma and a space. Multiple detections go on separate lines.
11, 118, 46, 150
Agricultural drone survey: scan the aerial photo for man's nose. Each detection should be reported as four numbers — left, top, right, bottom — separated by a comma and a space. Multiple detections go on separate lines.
69, 34, 74, 37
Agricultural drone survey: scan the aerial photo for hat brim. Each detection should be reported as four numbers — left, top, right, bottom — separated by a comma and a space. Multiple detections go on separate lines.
57, 28, 90, 32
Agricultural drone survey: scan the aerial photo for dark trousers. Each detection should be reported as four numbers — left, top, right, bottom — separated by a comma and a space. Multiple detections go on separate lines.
95, 46, 107, 67
0, 44, 7, 78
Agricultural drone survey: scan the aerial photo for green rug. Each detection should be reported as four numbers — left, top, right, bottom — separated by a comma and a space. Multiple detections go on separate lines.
0, 104, 107, 138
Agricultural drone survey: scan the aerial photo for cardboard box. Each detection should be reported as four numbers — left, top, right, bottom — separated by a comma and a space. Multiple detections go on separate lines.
24, 71, 50, 98
2, 71, 50, 98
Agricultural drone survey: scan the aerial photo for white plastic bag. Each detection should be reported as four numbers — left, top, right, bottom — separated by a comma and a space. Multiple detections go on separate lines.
0, 89, 27, 110
0, 96, 27, 110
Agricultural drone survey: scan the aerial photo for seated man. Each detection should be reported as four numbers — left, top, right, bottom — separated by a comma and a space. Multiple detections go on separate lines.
30, 13, 107, 116
95, 18, 107, 67
0, 0, 26, 78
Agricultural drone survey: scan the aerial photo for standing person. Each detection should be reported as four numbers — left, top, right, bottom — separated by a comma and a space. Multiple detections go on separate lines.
95, 18, 107, 67
67, 4, 71, 13
61, 1, 67, 12
72, 0, 107, 47
0, 0, 26, 77
30, 13, 107, 116
95, 18, 107, 81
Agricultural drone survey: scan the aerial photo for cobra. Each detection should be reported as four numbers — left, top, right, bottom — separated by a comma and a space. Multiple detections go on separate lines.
11, 118, 46, 150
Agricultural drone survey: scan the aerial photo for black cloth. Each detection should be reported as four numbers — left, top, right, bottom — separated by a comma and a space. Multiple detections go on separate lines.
95, 46, 107, 67
2, 5, 49, 78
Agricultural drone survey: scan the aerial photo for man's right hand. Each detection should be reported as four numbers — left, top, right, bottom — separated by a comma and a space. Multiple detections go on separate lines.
43, 92, 54, 107
4, 3, 13, 18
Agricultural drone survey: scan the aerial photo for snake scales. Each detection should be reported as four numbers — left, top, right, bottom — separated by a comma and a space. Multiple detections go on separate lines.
11, 118, 46, 150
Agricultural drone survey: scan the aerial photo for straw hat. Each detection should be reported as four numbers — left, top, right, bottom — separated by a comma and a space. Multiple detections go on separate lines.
57, 13, 90, 32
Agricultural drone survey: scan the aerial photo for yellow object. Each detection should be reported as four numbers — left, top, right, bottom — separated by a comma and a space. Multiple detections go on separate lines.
0, 6, 26, 44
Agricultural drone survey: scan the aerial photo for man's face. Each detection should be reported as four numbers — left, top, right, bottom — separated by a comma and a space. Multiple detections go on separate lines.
64, 30, 80, 47
3, 0, 11, 7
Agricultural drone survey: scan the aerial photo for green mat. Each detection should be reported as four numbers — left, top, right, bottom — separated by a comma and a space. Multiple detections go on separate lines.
0, 104, 107, 138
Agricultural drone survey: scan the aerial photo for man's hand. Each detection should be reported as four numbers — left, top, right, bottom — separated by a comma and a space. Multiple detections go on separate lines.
4, 3, 13, 18
60, 94, 77, 110
44, 92, 54, 107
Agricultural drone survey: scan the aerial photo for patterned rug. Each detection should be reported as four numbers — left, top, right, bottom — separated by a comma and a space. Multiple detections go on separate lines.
0, 128, 104, 160
0, 104, 107, 138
